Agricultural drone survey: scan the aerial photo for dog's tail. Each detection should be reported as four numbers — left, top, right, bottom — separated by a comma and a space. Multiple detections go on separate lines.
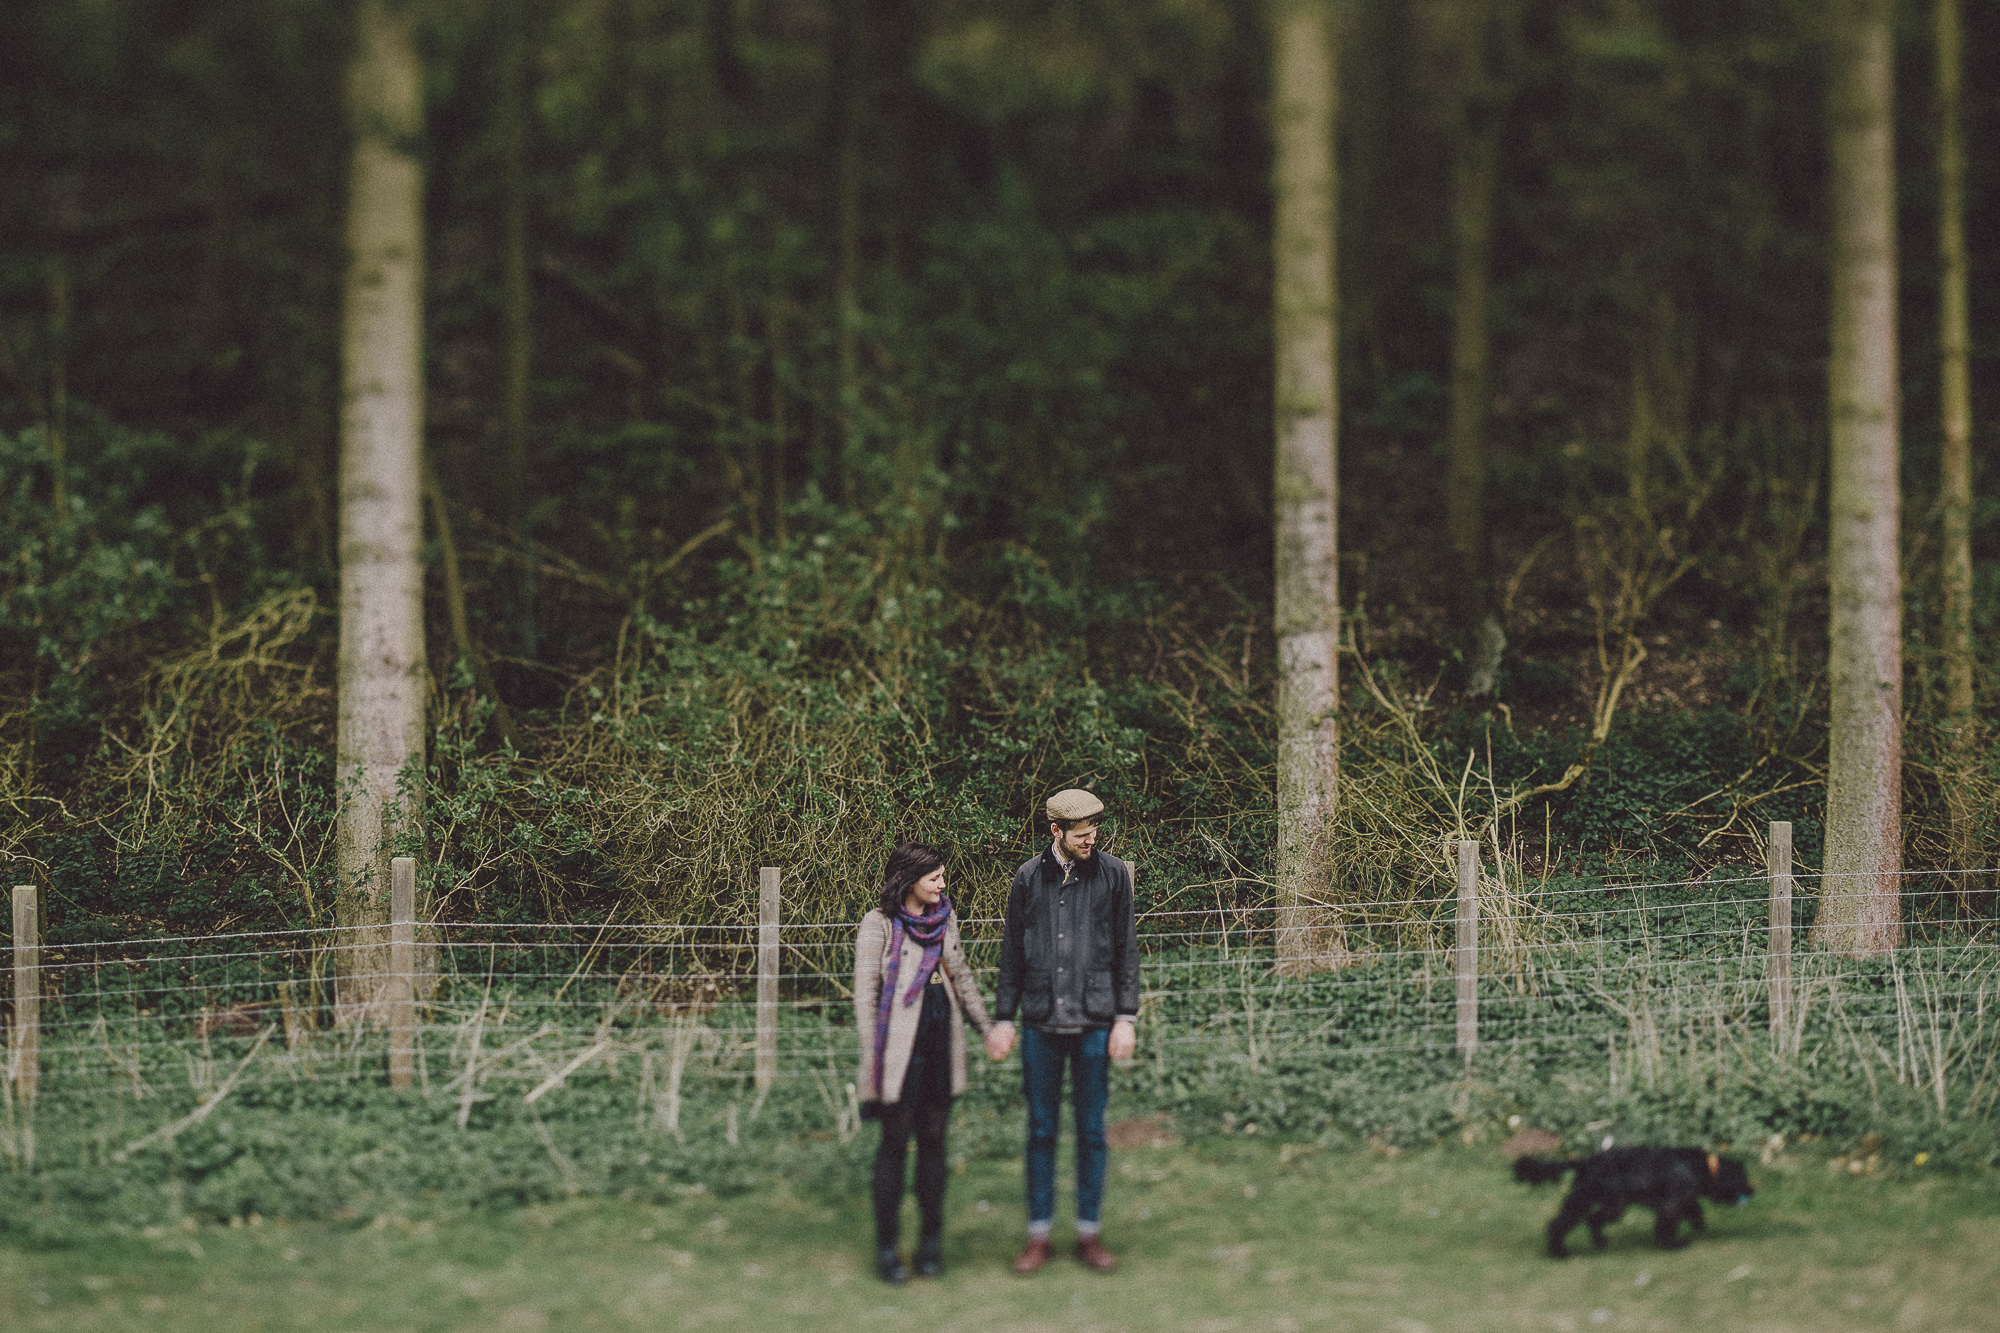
1513, 1155, 1581, 1185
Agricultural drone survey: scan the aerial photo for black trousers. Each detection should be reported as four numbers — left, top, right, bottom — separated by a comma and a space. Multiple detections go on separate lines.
871, 1098, 952, 1249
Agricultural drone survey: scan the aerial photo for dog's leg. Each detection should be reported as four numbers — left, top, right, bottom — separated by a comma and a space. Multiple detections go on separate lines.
1546, 1197, 1588, 1259
1544, 1184, 1592, 1256
1652, 1202, 1692, 1250
1585, 1203, 1617, 1250
1687, 1200, 1707, 1232
1651, 1209, 1679, 1249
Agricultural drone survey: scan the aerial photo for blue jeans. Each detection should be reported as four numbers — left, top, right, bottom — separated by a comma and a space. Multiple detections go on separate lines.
1022, 1027, 1110, 1227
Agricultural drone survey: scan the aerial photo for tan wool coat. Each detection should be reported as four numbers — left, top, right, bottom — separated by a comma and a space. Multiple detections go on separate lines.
854, 908, 992, 1106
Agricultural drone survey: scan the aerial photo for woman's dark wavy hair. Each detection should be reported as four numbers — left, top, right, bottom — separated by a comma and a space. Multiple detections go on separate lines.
878, 841, 947, 918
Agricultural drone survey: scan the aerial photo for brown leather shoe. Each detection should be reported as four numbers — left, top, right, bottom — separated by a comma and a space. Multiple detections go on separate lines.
1075, 1235, 1118, 1271
1013, 1238, 1053, 1274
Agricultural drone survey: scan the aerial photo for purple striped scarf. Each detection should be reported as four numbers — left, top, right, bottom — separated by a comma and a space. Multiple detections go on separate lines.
870, 895, 952, 1100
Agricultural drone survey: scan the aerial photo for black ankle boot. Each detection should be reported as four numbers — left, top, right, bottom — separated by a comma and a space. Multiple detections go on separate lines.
914, 1234, 944, 1278
875, 1247, 909, 1284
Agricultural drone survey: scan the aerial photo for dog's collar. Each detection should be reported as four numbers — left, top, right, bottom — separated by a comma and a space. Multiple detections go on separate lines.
1706, 1153, 1720, 1177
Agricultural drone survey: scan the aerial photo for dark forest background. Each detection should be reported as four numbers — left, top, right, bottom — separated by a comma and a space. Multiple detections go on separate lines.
3, 0, 1997, 939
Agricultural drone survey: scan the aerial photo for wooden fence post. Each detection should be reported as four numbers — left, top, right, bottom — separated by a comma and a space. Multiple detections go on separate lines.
388, 857, 416, 1089
1455, 840, 1478, 1060
1768, 821, 1793, 1040
10, 885, 37, 1102
756, 866, 779, 1092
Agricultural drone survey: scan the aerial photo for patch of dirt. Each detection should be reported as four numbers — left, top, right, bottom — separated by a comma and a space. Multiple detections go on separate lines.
1501, 1127, 1565, 1160
1107, 1114, 1177, 1149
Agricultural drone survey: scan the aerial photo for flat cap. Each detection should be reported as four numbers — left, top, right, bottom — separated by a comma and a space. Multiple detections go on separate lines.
1045, 788, 1105, 822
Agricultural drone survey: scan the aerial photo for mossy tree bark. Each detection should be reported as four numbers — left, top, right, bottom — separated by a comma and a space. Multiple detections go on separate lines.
1271, 0, 1344, 974
1816, 0, 1902, 958
335, 0, 429, 1013
1935, 0, 1978, 896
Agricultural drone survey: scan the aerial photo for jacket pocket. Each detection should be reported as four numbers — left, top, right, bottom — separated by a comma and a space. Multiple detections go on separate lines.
1023, 968, 1055, 1023
1083, 969, 1116, 1022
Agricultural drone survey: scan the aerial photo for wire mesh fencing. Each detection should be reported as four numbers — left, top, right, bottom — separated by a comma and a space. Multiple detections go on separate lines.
4, 846, 1999, 1186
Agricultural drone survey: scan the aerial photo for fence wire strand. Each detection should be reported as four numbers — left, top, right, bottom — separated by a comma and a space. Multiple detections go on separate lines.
5, 862, 1998, 1163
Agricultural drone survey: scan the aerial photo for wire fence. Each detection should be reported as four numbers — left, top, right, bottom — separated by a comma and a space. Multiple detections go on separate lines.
5, 845, 1999, 1172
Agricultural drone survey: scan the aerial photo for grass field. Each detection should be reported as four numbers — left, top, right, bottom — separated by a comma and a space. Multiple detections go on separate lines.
3, 1137, 1996, 1332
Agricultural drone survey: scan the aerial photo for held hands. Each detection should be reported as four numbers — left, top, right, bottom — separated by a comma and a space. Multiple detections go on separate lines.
985, 1022, 1017, 1062
1108, 1018, 1136, 1063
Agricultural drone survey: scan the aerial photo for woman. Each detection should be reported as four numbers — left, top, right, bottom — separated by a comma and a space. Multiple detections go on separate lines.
854, 841, 992, 1283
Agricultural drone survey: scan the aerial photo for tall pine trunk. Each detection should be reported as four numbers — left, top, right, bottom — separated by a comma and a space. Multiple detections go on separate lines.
499, 0, 531, 541
1816, 0, 1902, 957
1447, 0, 1503, 696
46, 259, 70, 522
830, 0, 864, 503
335, 0, 429, 1013
1935, 0, 1977, 898
498, 0, 539, 661
1271, 0, 1345, 974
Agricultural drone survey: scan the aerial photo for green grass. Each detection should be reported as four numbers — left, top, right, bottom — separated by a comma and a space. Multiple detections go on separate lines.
4, 1139, 1996, 1331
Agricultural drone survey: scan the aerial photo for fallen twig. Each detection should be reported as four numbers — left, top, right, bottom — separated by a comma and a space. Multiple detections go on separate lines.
114, 1027, 274, 1162
522, 1038, 611, 1104
439, 1023, 556, 1094
456, 994, 490, 1130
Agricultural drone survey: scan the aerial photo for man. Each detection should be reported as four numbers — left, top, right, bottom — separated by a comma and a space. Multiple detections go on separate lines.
986, 788, 1140, 1273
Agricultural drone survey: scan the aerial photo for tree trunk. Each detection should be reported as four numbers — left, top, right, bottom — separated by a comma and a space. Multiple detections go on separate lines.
831, 0, 864, 503
1336, 0, 1402, 393
498, 0, 540, 662
498, 0, 531, 541
335, 0, 429, 1014
46, 258, 70, 522
423, 458, 525, 755
1816, 0, 1902, 958
870, 0, 921, 279
1935, 0, 1977, 901
1271, 0, 1345, 974
707, 0, 751, 106
1447, 0, 1503, 696
730, 284, 761, 539
767, 291, 788, 544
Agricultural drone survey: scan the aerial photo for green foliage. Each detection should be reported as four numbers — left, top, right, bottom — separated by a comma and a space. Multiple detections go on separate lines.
1446, 709, 1825, 869
0, 417, 331, 927
8, 887, 1996, 1239
1, 423, 175, 752
410, 524, 1273, 925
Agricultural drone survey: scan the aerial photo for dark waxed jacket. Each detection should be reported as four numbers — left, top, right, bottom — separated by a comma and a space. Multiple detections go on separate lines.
994, 846, 1141, 1029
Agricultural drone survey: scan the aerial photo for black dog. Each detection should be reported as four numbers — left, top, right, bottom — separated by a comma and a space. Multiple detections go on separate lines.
1514, 1146, 1753, 1257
